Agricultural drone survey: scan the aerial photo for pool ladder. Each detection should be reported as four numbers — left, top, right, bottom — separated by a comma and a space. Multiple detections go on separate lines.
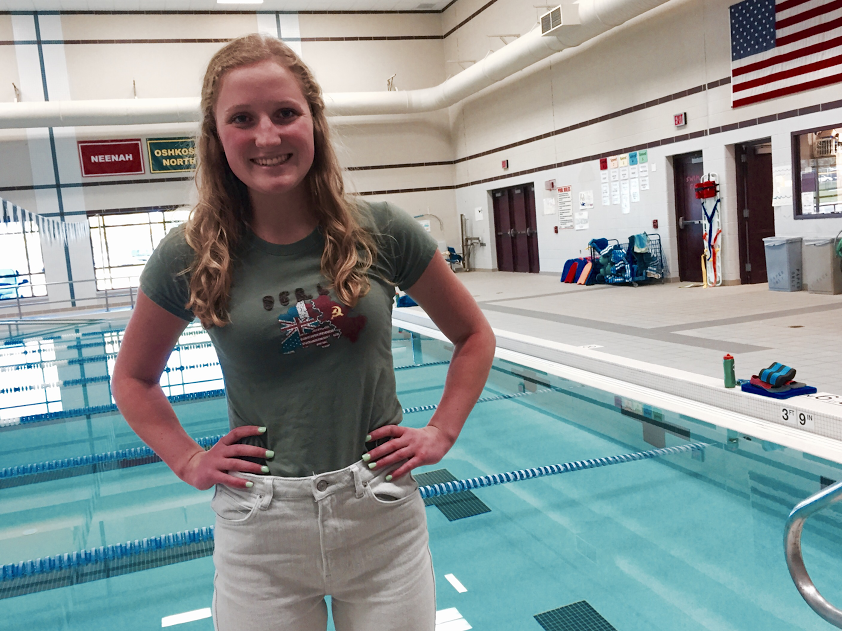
785, 479, 842, 628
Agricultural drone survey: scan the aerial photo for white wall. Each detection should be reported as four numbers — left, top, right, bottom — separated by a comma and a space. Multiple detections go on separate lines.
445, 0, 842, 278
2, 0, 842, 286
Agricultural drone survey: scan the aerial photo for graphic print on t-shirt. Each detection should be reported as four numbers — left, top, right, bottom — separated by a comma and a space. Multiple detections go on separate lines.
277, 294, 366, 354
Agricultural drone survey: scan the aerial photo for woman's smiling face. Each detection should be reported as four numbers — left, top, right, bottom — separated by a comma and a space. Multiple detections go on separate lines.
214, 59, 316, 202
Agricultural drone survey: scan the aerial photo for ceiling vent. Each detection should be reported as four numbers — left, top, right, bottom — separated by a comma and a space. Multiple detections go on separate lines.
540, 5, 580, 35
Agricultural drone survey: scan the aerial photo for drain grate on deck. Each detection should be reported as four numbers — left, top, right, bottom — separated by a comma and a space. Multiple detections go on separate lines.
534, 601, 617, 631
414, 468, 491, 521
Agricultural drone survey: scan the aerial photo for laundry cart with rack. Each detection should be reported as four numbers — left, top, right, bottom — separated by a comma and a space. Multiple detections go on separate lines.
588, 233, 664, 287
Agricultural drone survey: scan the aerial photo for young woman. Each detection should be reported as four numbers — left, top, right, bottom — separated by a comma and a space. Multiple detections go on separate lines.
112, 33, 495, 631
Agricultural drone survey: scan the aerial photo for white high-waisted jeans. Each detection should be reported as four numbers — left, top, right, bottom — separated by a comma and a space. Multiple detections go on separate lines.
211, 460, 435, 631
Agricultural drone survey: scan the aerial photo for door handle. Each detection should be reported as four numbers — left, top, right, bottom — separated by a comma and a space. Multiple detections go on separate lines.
526, 227, 535, 237
679, 217, 703, 229
508, 229, 517, 237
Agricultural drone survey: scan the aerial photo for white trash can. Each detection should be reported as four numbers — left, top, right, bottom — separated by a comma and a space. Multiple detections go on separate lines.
763, 237, 802, 292
803, 237, 842, 295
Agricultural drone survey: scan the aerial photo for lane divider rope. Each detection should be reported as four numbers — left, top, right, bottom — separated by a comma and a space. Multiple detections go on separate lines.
418, 442, 707, 499
0, 361, 470, 429
1, 386, 543, 474
0, 526, 216, 582
0, 442, 705, 582
0, 435, 223, 479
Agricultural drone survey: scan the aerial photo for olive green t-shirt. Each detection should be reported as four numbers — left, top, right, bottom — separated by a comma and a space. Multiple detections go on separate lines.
139, 201, 438, 477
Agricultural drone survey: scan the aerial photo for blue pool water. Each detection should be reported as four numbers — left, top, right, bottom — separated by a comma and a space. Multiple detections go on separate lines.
0, 316, 840, 630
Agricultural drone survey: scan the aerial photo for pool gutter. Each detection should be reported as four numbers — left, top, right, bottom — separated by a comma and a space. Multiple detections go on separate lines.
393, 309, 842, 464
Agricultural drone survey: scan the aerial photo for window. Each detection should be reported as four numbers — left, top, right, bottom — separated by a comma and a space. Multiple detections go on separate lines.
88, 207, 190, 290
793, 125, 842, 217
0, 213, 46, 300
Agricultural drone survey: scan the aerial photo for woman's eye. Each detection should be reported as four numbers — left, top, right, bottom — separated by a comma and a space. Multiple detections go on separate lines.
230, 113, 250, 124
277, 109, 298, 120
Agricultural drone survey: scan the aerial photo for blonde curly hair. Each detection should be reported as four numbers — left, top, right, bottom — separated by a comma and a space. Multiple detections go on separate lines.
184, 33, 375, 328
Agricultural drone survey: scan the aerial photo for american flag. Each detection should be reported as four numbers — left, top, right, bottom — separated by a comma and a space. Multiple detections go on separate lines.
730, 0, 842, 107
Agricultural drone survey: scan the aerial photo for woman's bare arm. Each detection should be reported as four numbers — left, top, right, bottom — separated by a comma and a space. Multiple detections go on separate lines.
365, 253, 496, 478
112, 289, 270, 489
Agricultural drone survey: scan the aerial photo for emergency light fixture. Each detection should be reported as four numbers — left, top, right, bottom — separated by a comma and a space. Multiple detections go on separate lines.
540, 5, 581, 36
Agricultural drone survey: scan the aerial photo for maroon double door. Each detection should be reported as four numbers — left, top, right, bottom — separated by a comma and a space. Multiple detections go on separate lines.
492, 184, 540, 273
673, 145, 774, 284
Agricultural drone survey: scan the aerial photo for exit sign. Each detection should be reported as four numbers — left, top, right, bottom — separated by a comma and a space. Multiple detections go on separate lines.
674, 112, 687, 127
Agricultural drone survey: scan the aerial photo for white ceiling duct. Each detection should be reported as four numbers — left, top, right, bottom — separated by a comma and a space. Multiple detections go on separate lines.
0, 0, 672, 127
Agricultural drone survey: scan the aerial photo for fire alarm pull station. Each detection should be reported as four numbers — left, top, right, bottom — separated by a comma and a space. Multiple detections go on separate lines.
545, 179, 556, 190
502, 160, 509, 170
554, 226, 558, 234
652, 219, 659, 229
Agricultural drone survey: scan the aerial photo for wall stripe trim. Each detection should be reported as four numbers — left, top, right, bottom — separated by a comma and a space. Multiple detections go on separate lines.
443, 0, 499, 38
0, 3, 499, 39
0, 177, 191, 194
3, 37, 442, 44
348, 78, 731, 173
3, 88, 837, 198
355, 95, 842, 195
0, 10, 442, 15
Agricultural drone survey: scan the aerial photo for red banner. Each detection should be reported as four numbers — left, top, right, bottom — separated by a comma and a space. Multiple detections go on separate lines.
78, 139, 144, 177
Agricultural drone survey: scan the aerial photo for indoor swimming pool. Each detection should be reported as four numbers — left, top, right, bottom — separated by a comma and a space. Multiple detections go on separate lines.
0, 316, 840, 631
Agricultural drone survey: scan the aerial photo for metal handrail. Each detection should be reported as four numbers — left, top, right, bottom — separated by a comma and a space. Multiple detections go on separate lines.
0, 277, 138, 319
784, 479, 842, 628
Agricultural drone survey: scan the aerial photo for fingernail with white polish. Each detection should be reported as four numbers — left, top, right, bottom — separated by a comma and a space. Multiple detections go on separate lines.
385, 475, 393, 482
362, 453, 371, 462
365, 434, 372, 442
261, 466, 269, 473
245, 481, 254, 488
258, 426, 267, 433
368, 462, 377, 469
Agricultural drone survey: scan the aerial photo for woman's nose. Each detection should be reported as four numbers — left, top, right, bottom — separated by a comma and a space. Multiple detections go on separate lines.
254, 117, 282, 147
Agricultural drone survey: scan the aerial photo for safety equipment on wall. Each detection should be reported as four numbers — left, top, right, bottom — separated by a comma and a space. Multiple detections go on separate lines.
695, 173, 722, 287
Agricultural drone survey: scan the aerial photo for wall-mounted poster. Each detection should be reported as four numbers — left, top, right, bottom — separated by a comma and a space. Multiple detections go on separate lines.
630, 178, 640, 203
638, 149, 648, 163
618, 154, 629, 167
579, 190, 594, 209
609, 155, 619, 169
558, 186, 574, 229
601, 183, 610, 205
574, 211, 589, 230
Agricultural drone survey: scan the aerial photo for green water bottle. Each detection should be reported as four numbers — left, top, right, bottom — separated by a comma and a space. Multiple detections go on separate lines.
723, 354, 736, 388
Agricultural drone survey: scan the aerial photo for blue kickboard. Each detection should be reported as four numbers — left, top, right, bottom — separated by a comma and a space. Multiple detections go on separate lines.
741, 382, 817, 399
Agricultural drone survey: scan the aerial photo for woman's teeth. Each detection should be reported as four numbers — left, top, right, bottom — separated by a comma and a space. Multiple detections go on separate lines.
252, 155, 291, 167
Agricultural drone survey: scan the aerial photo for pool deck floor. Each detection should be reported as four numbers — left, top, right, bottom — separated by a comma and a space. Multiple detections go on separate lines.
446, 271, 842, 397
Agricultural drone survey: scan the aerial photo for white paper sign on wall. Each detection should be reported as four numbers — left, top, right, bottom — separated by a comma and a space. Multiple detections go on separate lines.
579, 190, 594, 209
543, 198, 555, 215
772, 165, 793, 207
475, 207, 484, 221
418, 219, 431, 232
557, 186, 574, 229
